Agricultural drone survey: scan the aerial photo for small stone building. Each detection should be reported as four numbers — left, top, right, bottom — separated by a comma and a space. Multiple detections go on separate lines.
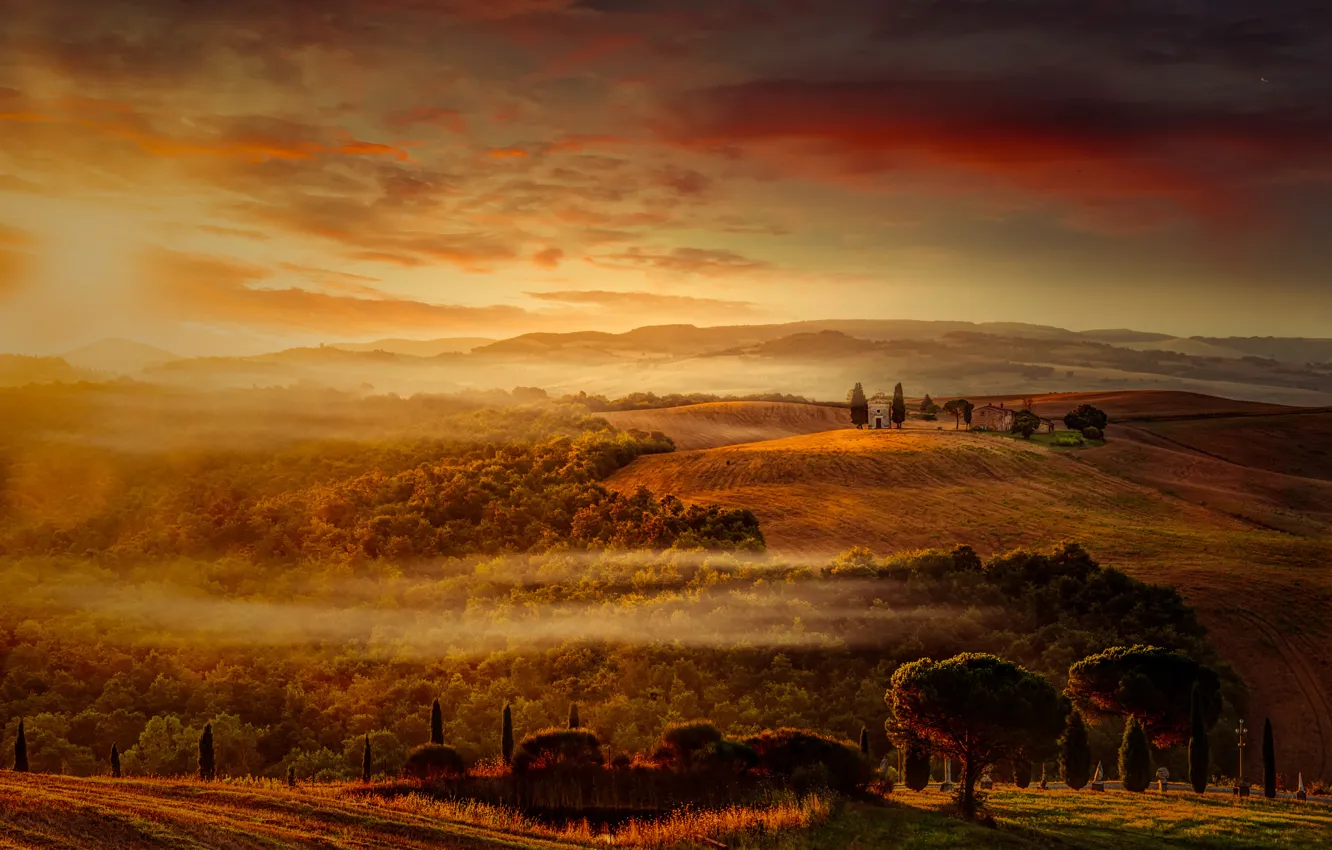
971, 403, 1014, 431
867, 391, 892, 429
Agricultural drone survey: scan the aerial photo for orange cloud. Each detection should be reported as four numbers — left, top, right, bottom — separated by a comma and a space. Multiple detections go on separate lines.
487, 147, 528, 158
0, 223, 33, 298
383, 107, 467, 135
532, 247, 564, 268
140, 248, 529, 334
525, 289, 755, 314
587, 246, 771, 277
0, 94, 410, 165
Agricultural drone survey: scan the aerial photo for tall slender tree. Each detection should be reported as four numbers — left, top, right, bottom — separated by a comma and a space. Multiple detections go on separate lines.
287, 765, 296, 787
361, 734, 372, 782
847, 383, 869, 429
110, 743, 121, 778
890, 383, 907, 429
430, 699, 444, 745
198, 723, 215, 781
1059, 710, 1091, 791
501, 704, 515, 764
568, 703, 580, 729
1188, 683, 1209, 794
1119, 716, 1152, 792
1262, 718, 1277, 799
13, 719, 28, 773
859, 726, 870, 756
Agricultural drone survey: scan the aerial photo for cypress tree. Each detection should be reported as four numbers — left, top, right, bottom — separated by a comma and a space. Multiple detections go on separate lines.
904, 745, 931, 791
1188, 682, 1209, 794
287, 765, 296, 787
1262, 718, 1276, 798
1059, 710, 1091, 791
859, 726, 870, 757
13, 719, 28, 773
891, 383, 907, 428
848, 383, 869, 429
361, 734, 372, 782
110, 743, 121, 778
1012, 758, 1032, 789
430, 699, 444, 746
1119, 716, 1152, 792
198, 723, 215, 781
568, 703, 580, 729
501, 704, 514, 764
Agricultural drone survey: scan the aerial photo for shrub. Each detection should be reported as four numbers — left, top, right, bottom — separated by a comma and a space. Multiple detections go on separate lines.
1060, 711, 1091, 791
511, 728, 604, 773
1119, 717, 1152, 792
1052, 432, 1084, 447
404, 743, 466, 781
904, 745, 931, 791
1081, 426, 1103, 441
1012, 758, 1031, 788
1064, 404, 1109, 432
745, 727, 867, 795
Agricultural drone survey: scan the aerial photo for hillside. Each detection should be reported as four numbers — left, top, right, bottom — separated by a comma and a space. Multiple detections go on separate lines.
3, 775, 1328, 849
602, 401, 851, 450
329, 337, 495, 356
60, 338, 180, 374
606, 409, 1332, 780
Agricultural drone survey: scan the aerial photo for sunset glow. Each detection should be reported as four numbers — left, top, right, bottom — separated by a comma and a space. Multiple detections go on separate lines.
3, 1, 1330, 354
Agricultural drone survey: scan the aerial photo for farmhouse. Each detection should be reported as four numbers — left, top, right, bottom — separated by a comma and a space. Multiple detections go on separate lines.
971, 403, 1013, 430
867, 391, 892, 429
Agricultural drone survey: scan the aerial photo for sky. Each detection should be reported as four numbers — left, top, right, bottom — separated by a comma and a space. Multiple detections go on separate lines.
2, 0, 1332, 355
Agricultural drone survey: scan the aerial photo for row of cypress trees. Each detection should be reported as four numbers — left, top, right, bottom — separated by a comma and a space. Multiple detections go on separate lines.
3, 694, 1286, 797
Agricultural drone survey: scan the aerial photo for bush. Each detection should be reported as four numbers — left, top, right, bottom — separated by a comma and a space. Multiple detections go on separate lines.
904, 746, 931, 791
653, 722, 755, 773
403, 744, 466, 781
1082, 426, 1103, 441
1064, 404, 1109, 432
1119, 717, 1152, 793
1052, 432, 1085, 448
511, 728, 604, 773
745, 727, 867, 795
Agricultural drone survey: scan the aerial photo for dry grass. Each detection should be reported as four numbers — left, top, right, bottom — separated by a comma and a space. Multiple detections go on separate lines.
0, 773, 830, 849
883, 787, 1332, 849
602, 402, 851, 450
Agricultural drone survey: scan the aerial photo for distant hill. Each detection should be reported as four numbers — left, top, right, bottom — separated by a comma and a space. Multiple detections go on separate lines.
327, 337, 494, 357
0, 355, 97, 386
61, 339, 179, 374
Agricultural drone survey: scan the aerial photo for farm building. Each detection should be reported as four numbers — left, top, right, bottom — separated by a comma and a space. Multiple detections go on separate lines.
867, 391, 892, 429
971, 403, 1014, 430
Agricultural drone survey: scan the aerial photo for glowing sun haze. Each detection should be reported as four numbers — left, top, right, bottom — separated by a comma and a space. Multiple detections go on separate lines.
2, 0, 1332, 354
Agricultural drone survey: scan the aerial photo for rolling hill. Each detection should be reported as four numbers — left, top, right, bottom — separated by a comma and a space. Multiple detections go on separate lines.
605, 397, 1332, 780
60, 339, 180, 374
602, 401, 851, 450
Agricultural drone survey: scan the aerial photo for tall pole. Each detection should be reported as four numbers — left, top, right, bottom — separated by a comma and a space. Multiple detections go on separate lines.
1235, 719, 1248, 785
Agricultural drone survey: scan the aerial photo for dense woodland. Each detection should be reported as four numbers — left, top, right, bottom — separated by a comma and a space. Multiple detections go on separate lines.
0, 384, 1241, 786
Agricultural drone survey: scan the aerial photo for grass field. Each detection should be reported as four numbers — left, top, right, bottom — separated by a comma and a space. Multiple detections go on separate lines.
604, 400, 1332, 782
3, 774, 1329, 849
602, 402, 852, 450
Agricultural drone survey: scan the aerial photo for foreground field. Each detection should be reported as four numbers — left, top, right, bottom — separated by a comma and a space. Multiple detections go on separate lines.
605, 403, 1332, 780
2, 774, 1329, 849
